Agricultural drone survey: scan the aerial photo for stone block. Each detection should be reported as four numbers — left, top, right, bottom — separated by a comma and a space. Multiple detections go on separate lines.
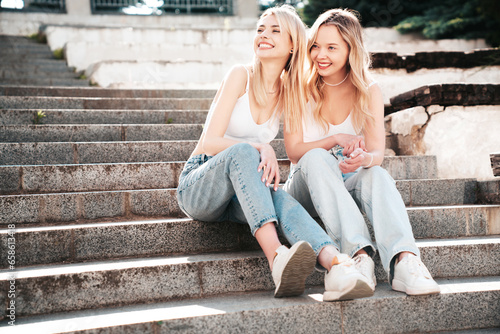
0, 228, 72, 268
129, 189, 183, 217
408, 179, 477, 206
76, 141, 197, 164
200, 255, 273, 295
0, 166, 20, 194
0, 195, 40, 225
81, 191, 126, 220
41, 193, 79, 223
124, 124, 203, 141
73, 220, 241, 262
14, 261, 201, 316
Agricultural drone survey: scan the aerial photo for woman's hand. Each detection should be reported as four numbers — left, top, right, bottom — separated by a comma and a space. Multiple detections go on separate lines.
333, 134, 366, 156
256, 143, 280, 191
339, 148, 367, 174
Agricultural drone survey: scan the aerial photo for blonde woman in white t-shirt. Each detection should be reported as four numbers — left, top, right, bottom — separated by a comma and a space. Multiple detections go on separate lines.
177, 5, 369, 299
283, 8, 440, 299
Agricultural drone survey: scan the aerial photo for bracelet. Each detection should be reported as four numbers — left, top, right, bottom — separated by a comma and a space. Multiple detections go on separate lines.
363, 153, 374, 168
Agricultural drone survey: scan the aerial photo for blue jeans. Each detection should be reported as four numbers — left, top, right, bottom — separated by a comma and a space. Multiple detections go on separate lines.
283, 148, 419, 272
176, 143, 334, 255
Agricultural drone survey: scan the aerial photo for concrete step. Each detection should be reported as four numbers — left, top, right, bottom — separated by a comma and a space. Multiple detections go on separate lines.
0, 70, 79, 79
1, 205, 498, 267
0, 140, 200, 165
0, 86, 216, 98
66, 41, 253, 71
0, 156, 438, 195
0, 178, 478, 225
0, 109, 209, 124
0, 63, 73, 73
0, 96, 212, 110
0, 124, 204, 142
0, 78, 89, 87
1, 276, 498, 333
0, 237, 498, 317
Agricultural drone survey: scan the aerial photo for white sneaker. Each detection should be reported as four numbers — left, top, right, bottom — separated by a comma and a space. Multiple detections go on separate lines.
353, 253, 377, 290
392, 254, 440, 295
323, 254, 374, 302
272, 241, 316, 298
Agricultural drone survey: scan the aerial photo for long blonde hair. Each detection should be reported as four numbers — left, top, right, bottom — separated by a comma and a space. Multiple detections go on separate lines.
253, 5, 308, 133
307, 8, 374, 135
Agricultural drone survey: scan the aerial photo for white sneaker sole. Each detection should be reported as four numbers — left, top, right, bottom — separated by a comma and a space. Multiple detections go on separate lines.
274, 242, 316, 298
392, 279, 441, 295
323, 279, 374, 302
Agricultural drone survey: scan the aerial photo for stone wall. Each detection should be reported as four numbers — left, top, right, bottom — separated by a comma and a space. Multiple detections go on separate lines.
386, 84, 500, 180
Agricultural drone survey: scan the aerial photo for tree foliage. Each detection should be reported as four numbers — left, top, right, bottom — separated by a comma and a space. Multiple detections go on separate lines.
301, 0, 500, 46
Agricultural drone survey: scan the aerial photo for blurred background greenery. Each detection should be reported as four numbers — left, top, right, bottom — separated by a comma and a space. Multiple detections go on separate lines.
266, 0, 500, 47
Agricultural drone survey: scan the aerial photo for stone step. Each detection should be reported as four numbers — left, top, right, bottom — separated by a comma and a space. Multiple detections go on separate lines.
0, 86, 216, 98
0, 124, 204, 142
0, 140, 201, 165
0, 63, 73, 73
1, 205, 498, 268
0, 78, 89, 87
0, 237, 498, 317
1, 276, 498, 333
65, 41, 253, 72
0, 96, 212, 110
0, 178, 478, 225
0, 70, 79, 79
0, 109, 209, 124
0, 156, 438, 195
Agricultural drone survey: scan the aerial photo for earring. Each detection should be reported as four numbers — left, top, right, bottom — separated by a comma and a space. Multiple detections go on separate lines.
290, 49, 293, 53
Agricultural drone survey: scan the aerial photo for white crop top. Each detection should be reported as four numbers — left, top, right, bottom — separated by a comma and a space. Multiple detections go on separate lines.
302, 81, 377, 142
302, 102, 356, 142
204, 66, 280, 144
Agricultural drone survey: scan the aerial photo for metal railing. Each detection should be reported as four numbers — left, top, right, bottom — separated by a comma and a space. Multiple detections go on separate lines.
91, 0, 232, 15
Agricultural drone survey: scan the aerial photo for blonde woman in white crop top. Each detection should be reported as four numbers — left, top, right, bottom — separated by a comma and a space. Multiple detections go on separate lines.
177, 5, 358, 299
284, 9, 440, 299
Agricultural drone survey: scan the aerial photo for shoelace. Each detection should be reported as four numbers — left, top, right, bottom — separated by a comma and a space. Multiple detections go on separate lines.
406, 257, 431, 279
354, 255, 371, 272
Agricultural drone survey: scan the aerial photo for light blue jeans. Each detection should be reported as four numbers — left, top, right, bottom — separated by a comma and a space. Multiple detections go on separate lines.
283, 148, 419, 274
176, 143, 334, 256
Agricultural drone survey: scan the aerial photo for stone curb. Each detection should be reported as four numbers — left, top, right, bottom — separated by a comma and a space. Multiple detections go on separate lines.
371, 49, 500, 72
387, 84, 500, 114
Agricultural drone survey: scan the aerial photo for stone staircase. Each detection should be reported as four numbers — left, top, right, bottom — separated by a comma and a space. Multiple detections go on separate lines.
0, 82, 499, 333
0, 35, 89, 87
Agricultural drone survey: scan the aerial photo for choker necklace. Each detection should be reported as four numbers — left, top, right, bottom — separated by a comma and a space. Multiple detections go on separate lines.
322, 72, 349, 87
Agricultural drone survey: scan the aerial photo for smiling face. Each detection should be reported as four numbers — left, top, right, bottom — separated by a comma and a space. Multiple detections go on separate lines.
254, 14, 293, 61
310, 24, 350, 80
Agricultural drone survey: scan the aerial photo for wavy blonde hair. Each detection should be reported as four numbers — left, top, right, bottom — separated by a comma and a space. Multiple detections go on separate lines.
306, 8, 374, 135
253, 5, 308, 133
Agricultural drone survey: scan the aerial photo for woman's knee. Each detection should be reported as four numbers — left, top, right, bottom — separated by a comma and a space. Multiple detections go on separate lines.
299, 148, 341, 175
227, 143, 260, 164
